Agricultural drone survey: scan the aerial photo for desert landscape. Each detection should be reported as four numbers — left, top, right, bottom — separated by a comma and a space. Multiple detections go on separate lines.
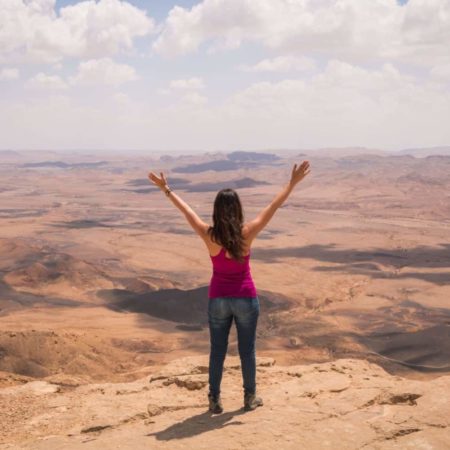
0, 148, 449, 448
2, 0, 449, 447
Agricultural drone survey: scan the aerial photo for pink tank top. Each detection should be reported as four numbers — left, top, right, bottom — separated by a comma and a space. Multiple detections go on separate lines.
208, 247, 257, 299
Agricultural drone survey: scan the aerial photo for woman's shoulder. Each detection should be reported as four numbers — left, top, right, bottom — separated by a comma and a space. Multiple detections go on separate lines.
205, 225, 253, 254
241, 223, 250, 238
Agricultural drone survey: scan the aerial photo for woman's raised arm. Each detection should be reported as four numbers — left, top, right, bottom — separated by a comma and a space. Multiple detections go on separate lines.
148, 171, 209, 238
244, 161, 310, 241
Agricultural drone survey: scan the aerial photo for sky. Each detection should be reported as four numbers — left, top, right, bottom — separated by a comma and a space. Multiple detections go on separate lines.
0, 0, 449, 152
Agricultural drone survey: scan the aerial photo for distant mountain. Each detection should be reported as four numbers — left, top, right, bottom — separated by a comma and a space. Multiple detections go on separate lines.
227, 151, 280, 162
394, 146, 450, 158
127, 177, 191, 187
130, 177, 270, 193
21, 161, 108, 169
172, 160, 240, 173
301, 147, 387, 158
171, 150, 283, 173
0, 150, 21, 157
183, 177, 270, 192
159, 155, 175, 162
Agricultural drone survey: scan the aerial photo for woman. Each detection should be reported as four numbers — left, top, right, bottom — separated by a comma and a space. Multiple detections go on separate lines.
148, 160, 311, 414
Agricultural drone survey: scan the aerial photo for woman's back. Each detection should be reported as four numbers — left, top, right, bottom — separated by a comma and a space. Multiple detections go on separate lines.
208, 244, 257, 299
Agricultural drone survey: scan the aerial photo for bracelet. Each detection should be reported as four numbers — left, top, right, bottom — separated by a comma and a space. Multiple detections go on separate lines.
164, 186, 172, 196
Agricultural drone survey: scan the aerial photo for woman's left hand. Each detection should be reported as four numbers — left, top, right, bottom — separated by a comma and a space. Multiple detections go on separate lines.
148, 171, 169, 191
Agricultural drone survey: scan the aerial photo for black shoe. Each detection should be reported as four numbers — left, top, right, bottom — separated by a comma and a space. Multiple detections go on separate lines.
244, 392, 263, 411
208, 393, 223, 414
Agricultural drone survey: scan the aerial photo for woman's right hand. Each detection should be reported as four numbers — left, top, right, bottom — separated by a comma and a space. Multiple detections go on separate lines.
290, 161, 311, 186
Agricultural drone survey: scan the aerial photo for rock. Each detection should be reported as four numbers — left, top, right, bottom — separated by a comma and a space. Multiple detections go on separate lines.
149, 355, 209, 382
149, 355, 275, 382
43, 374, 85, 388
162, 375, 208, 390
289, 336, 303, 347
2, 380, 60, 395
2, 356, 449, 449
80, 424, 112, 434
365, 391, 422, 406
147, 404, 165, 417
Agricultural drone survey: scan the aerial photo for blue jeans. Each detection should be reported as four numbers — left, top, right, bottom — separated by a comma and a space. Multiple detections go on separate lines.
208, 296, 260, 398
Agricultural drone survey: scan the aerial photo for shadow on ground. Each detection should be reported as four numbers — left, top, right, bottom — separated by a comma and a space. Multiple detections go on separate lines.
147, 408, 248, 441
97, 286, 292, 328
251, 243, 450, 285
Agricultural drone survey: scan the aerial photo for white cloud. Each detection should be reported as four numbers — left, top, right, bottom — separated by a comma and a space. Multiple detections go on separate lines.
153, 0, 450, 67
181, 91, 208, 105
52, 62, 63, 71
0, 0, 154, 63
157, 88, 172, 96
240, 56, 316, 73
159, 77, 208, 106
169, 77, 205, 90
0, 67, 19, 80
26, 72, 68, 89
430, 63, 450, 80
214, 59, 450, 148
1, 1, 449, 152
113, 92, 131, 105
69, 58, 138, 86
3, 60, 449, 151
24, 58, 138, 91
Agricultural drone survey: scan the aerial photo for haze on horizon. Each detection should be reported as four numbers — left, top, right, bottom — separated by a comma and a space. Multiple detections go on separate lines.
1, 0, 449, 152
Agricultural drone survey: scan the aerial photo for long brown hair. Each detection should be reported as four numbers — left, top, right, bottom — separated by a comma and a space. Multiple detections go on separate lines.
207, 188, 246, 263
